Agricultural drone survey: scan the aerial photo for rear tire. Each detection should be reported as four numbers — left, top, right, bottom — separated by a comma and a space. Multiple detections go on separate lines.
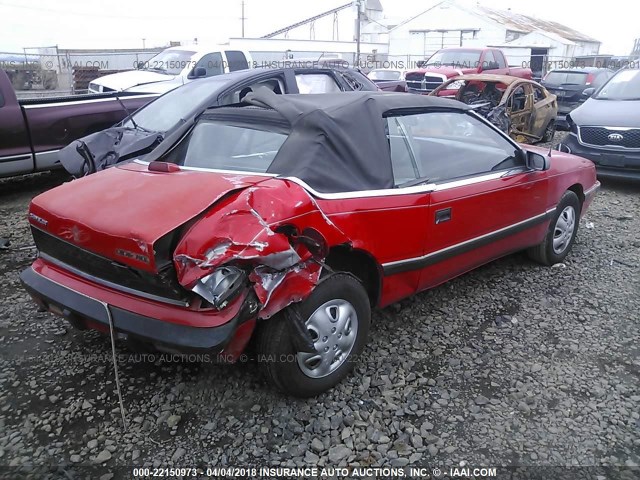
255, 273, 371, 397
528, 190, 581, 266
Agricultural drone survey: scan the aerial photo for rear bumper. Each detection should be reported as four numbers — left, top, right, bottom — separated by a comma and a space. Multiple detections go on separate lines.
20, 261, 257, 354
563, 134, 640, 181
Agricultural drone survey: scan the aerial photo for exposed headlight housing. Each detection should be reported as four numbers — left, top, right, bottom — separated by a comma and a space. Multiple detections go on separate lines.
192, 266, 247, 309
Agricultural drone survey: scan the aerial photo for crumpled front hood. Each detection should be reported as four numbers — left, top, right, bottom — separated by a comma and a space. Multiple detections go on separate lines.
92, 70, 178, 91
570, 98, 640, 128
29, 162, 268, 272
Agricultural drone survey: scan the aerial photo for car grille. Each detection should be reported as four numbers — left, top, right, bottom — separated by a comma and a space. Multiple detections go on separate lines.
579, 127, 640, 149
32, 227, 187, 303
405, 73, 444, 92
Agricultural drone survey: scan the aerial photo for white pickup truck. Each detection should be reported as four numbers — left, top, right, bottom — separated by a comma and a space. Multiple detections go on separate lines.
89, 46, 253, 94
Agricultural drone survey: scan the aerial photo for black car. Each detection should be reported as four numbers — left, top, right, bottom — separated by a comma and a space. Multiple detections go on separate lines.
560, 69, 640, 180
541, 67, 614, 130
59, 66, 377, 177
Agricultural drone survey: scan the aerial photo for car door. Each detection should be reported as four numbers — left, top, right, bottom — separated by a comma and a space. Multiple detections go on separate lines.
0, 88, 34, 176
384, 110, 549, 291
507, 83, 534, 140
530, 84, 556, 136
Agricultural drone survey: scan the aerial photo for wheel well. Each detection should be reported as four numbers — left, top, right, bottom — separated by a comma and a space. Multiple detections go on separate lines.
324, 245, 381, 307
568, 184, 585, 205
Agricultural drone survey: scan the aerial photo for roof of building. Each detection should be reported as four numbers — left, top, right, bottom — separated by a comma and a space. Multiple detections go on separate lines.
390, 0, 599, 45
474, 5, 599, 43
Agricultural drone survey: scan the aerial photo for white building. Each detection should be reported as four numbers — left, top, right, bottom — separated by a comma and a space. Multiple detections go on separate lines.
385, 0, 600, 74
223, 0, 599, 75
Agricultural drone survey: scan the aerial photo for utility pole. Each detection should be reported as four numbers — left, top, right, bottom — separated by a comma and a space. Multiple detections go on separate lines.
241, 1, 247, 38
354, 0, 364, 68
142, 38, 146, 49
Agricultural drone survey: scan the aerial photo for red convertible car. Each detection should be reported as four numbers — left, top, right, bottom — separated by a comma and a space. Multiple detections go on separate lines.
21, 91, 599, 397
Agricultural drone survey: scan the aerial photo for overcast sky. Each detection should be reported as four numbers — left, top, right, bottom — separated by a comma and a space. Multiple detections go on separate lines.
0, 0, 636, 55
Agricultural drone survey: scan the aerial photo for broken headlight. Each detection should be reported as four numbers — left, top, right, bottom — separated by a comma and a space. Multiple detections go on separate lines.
192, 266, 247, 309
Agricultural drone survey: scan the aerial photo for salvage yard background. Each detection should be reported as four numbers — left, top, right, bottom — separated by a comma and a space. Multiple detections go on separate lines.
0, 143, 639, 475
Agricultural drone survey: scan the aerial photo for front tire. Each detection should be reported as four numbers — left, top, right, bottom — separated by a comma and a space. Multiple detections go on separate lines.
256, 273, 371, 397
528, 190, 581, 266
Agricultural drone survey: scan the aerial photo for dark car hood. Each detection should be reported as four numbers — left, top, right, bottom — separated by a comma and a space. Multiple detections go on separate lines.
570, 98, 640, 127
59, 127, 163, 177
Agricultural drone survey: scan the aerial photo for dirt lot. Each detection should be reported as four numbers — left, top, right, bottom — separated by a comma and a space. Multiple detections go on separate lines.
1, 161, 639, 479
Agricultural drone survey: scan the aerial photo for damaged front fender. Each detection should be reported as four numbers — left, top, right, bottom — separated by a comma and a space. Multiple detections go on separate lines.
173, 179, 349, 319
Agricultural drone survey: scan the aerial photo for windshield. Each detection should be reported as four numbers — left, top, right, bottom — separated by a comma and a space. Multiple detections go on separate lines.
426, 50, 481, 68
544, 71, 589, 86
595, 69, 640, 100
176, 121, 287, 173
368, 70, 402, 81
122, 79, 227, 132
141, 49, 196, 75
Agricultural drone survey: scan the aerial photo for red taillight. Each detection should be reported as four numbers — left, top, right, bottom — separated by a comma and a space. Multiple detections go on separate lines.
585, 73, 595, 86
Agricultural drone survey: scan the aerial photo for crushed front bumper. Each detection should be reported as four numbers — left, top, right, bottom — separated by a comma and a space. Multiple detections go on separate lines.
20, 260, 257, 354
563, 134, 640, 181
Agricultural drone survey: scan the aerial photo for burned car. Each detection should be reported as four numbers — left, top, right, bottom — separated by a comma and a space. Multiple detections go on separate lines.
431, 74, 557, 143
21, 91, 599, 397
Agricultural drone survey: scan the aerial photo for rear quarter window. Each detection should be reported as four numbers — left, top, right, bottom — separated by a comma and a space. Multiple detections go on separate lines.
176, 121, 287, 173
225, 51, 249, 72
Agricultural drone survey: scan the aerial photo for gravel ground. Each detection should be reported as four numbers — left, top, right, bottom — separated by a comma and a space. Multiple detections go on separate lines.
1, 149, 639, 479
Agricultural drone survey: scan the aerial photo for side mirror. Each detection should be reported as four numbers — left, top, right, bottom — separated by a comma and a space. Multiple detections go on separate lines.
526, 151, 550, 171
191, 67, 207, 78
582, 87, 595, 97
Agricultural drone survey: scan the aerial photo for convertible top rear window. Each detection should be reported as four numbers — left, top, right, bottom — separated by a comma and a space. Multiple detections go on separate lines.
178, 121, 287, 173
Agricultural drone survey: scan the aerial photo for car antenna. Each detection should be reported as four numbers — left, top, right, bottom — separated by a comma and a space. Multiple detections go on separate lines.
114, 93, 139, 130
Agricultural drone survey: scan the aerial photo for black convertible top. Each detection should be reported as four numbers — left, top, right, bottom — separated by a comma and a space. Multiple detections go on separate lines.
203, 89, 471, 193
